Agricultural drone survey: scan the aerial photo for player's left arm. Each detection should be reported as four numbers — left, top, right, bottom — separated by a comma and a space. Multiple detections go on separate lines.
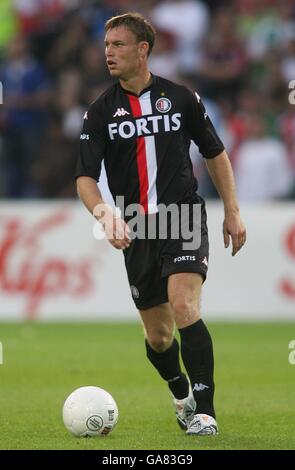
205, 150, 246, 256
185, 89, 246, 256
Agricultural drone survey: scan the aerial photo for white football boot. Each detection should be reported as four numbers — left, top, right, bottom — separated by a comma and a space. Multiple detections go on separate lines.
173, 388, 196, 430
186, 413, 218, 436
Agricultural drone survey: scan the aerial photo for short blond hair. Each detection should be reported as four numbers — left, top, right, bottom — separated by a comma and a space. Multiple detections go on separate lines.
105, 12, 156, 56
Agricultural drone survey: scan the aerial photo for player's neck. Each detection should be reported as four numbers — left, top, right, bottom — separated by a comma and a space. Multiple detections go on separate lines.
120, 70, 152, 96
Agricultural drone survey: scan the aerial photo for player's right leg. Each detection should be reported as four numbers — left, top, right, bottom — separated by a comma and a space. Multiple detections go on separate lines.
139, 303, 196, 429
123, 236, 195, 429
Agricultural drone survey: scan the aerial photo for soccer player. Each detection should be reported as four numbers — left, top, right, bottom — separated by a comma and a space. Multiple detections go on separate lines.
76, 13, 246, 436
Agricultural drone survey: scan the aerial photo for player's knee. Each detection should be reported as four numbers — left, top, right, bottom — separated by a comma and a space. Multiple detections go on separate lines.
170, 298, 199, 324
147, 333, 173, 353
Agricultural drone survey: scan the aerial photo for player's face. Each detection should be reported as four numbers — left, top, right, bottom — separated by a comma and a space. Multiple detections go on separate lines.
105, 27, 147, 80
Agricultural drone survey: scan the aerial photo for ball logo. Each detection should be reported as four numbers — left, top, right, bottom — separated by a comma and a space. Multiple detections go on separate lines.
86, 415, 103, 431
156, 97, 172, 113
108, 409, 115, 421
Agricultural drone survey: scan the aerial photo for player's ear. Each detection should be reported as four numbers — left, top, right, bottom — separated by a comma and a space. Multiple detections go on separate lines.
138, 41, 149, 58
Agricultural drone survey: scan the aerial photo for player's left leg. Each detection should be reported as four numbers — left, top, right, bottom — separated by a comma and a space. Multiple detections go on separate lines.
168, 272, 218, 435
139, 303, 196, 429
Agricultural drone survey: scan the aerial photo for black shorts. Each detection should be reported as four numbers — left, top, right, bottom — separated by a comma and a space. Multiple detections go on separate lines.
123, 194, 209, 310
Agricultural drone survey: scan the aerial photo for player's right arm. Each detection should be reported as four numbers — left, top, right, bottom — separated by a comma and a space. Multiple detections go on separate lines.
76, 104, 130, 250
76, 176, 131, 250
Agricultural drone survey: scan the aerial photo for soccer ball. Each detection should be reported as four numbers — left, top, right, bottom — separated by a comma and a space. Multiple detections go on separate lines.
62, 386, 118, 437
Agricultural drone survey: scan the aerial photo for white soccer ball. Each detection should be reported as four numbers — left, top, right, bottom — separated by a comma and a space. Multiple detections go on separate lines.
62, 386, 118, 437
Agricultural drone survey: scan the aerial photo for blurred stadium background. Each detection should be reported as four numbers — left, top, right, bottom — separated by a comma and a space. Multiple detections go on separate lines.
0, 0, 295, 450
0, 0, 294, 320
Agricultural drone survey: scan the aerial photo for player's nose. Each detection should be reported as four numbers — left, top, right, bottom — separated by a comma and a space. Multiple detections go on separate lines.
105, 44, 114, 56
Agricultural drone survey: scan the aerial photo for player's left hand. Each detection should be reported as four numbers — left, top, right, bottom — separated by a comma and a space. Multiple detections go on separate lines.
223, 211, 246, 256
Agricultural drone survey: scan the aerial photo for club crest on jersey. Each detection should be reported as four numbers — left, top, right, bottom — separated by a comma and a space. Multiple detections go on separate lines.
131, 285, 139, 299
155, 97, 172, 113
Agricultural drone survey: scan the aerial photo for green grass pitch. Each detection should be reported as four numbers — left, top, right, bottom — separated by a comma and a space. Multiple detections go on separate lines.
0, 322, 294, 450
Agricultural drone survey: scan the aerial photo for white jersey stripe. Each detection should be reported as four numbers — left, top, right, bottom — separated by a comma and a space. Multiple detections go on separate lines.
139, 91, 152, 115
144, 136, 158, 213
139, 91, 158, 213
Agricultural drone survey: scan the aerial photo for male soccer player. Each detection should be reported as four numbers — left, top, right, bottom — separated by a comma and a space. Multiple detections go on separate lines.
76, 13, 246, 436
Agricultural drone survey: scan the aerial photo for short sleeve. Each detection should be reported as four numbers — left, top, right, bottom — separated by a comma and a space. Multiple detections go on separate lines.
185, 90, 224, 159
75, 101, 106, 181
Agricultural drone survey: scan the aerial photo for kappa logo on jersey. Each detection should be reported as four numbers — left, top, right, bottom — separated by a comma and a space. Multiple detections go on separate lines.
195, 91, 201, 103
201, 256, 208, 267
80, 133, 89, 140
108, 113, 181, 140
194, 91, 208, 119
113, 107, 130, 117
155, 97, 172, 113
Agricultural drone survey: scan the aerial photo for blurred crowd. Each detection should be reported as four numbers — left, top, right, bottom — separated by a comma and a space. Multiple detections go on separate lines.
0, 0, 295, 201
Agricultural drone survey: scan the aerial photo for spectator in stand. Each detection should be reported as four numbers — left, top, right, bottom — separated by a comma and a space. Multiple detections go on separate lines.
0, 35, 51, 197
234, 114, 293, 202
151, 0, 209, 75
258, 52, 287, 117
46, 13, 89, 74
56, 69, 85, 140
31, 111, 77, 198
13, 0, 65, 36
148, 29, 180, 80
198, 7, 248, 101
239, 0, 295, 62
12, 0, 67, 61
80, 41, 110, 92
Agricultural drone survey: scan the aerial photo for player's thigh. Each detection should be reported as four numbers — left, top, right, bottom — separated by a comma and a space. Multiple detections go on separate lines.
139, 303, 175, 350
168, 272, 203, 328
160, 194, 209, 282
124, 237, 168, 310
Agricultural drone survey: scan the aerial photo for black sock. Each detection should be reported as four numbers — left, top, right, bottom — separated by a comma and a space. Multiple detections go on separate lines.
167, 372, 189, 400
145, 338, 189, 399
179, 319, 215, 418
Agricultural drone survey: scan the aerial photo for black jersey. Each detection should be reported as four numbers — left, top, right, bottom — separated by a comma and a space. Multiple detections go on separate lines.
76, 75, 224, 213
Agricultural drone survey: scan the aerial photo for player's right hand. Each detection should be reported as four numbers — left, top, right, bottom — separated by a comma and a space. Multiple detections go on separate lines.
94, 203, 131, 250
106, 215, 131, 250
